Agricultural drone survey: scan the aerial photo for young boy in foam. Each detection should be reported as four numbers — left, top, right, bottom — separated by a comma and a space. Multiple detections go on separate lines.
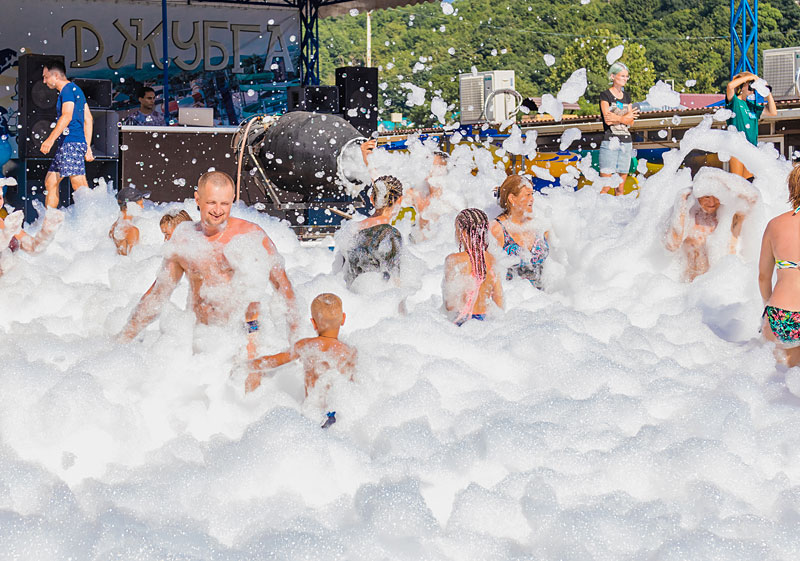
245, 293, 357, 425
159, 210, 192, 241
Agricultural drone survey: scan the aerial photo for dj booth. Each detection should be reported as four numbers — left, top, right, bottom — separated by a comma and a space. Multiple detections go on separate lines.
11, 121, 357, 238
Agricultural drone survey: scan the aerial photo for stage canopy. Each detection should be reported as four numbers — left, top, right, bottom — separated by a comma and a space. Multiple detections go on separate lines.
319, 0, 435, 18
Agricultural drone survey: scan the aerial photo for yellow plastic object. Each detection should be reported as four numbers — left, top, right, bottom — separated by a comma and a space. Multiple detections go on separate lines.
523, 152, 582, 178
392, 206, 417, 226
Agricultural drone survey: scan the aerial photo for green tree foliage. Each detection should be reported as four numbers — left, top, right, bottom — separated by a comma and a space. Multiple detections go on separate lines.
546, 30, 655, 112
318, 0, 800, 127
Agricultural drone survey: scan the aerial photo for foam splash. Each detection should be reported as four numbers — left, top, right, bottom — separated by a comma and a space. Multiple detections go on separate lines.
557, 68, 588, 104
646, 80, 682, 109
606, 45, 624, 65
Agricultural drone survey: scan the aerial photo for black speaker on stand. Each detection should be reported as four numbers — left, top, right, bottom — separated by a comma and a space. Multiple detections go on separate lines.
13, 55, 119, 221
336, 67, 379, 136
72, 78, 113, 109
18, 53, 63, 159
287, 85, 340, 113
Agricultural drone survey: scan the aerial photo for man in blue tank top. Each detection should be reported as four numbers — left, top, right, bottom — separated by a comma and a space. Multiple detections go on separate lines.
39, 59, 94, 209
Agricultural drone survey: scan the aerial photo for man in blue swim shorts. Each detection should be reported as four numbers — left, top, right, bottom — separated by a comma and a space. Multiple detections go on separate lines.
39, 59, 94, 209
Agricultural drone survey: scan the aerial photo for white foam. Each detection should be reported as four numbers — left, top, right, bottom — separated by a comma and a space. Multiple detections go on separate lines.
557, 68, 588, 104
538, 93, 564, 121
431, 96, 448, 124
646, 80, 682, 109
400, 82, 427, 107
0, 112, 796, 559
751, 78, 770, 98
606, 45, 624, 65
560, 127, 582, 151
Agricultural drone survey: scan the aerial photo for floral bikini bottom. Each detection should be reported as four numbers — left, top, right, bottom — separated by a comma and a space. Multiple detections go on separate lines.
763, 306, 800, 346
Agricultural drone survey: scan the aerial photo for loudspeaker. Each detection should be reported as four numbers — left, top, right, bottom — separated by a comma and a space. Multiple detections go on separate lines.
89, 110, 119, 158
344, 117, 377, 137
18, 54, 63, 158
336, 67, 378, 133
287, 85, 340, 114
73, 78, 113, 109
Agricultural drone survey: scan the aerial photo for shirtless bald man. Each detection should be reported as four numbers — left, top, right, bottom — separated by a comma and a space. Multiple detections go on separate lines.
118, 171, 298, 341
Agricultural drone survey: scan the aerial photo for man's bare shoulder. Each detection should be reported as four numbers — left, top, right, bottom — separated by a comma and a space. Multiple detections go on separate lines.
229, 217, 264, 235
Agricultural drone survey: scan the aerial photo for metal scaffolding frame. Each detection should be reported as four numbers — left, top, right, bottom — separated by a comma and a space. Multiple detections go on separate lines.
192, 0, 355, 85
730, 0, 759, 78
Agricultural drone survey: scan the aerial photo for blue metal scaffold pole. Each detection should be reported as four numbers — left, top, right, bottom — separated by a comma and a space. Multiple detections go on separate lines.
300, 0, 321, 85
161, 0, 170, 119
730, 0, 759, 78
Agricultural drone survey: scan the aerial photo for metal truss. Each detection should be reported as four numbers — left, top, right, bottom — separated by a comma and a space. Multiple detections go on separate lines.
193, 0, 355, 85
730, 0, 759, 78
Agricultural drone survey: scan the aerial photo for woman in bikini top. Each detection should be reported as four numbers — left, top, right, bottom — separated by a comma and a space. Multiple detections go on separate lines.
489, 174, 550, 290
758, 165, 800, 366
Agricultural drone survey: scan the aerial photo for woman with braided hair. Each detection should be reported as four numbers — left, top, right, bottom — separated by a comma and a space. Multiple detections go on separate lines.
443, 208, 503, 325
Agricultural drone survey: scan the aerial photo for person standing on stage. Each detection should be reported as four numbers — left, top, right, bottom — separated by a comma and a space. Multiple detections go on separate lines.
39, 59, 94, 209
123, 86, 167, 127
598, 62, 639, 196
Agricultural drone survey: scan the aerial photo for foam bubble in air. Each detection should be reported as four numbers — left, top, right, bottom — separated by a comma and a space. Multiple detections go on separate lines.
606, 45, 624, 65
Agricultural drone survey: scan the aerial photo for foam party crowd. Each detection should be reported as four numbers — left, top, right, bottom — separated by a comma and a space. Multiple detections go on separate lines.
3, 65, 800, 559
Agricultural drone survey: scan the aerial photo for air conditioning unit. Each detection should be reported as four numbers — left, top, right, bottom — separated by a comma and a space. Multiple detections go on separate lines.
764, 46, 800, 100
459, 70, 516, 124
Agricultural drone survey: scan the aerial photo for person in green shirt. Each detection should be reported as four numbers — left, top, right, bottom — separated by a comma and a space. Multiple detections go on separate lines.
725, 72, 778, 179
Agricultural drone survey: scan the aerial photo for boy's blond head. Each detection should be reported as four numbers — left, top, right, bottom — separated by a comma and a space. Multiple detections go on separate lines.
311, 293, 344, 333
159, 209, 191, 229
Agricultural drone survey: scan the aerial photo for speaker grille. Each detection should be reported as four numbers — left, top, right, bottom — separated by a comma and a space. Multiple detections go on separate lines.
18, 54, 63, 158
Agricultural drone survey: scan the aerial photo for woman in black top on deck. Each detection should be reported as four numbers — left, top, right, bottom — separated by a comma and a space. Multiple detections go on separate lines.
598, 62, 640, 196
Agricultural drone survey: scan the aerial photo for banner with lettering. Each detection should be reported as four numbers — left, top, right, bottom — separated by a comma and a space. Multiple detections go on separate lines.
1, 0, 300, 158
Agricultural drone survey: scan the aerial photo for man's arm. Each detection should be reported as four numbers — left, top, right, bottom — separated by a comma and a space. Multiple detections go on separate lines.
665, 190, 691, 252
262, 235, 299, 336
360, 138, 377, 166
763, 92, 778, 117
118, 258, 184, 341
40, 102, 73, 154
84, 107, 94, 161
17, 208, 64, 254
726, 72, 756, 102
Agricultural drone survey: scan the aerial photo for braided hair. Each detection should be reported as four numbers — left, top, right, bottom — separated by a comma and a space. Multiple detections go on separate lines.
372, 175, 404, 210
455, 208, 489, 281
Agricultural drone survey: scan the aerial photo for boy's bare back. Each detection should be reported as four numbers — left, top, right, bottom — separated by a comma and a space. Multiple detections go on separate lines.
294, 336, 357, 394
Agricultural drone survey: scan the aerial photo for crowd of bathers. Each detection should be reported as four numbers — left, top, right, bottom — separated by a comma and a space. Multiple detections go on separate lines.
3, 58, 800, 426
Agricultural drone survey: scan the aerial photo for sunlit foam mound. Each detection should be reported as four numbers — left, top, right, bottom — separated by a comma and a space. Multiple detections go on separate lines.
0, 118, 799, 559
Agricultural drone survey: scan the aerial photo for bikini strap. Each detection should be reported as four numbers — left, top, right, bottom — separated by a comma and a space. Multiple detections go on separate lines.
793, 205, 800, 216
495, 218, 514, 246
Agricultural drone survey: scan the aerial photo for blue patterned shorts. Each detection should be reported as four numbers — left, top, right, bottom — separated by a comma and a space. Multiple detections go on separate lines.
49, 141, 87, 177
